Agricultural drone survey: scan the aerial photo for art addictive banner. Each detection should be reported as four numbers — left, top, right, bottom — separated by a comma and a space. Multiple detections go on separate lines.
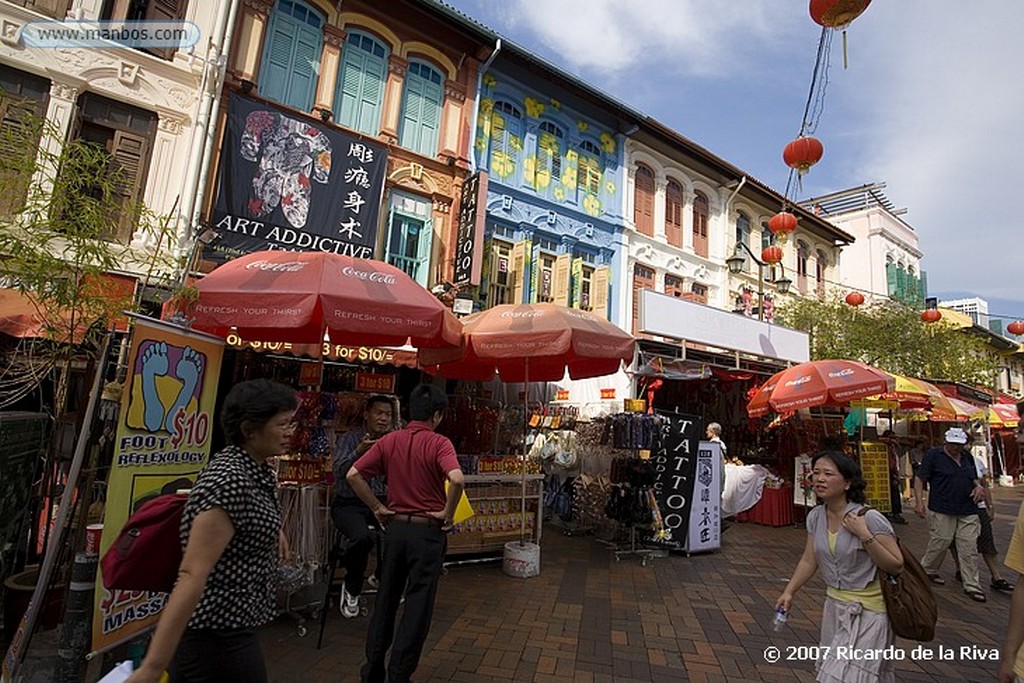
206, 93, 388, 264
91, 317, 224, 653
651, 413, 702, 552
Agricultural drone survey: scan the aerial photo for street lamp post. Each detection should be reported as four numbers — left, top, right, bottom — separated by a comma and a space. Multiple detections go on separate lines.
725, 242, 791, 321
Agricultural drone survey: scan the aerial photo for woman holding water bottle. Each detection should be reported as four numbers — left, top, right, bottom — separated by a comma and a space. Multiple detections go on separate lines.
775, 451, 904, 683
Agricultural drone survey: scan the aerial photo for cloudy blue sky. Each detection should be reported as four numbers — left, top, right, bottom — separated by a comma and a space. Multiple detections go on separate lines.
445, 1, 1024, 325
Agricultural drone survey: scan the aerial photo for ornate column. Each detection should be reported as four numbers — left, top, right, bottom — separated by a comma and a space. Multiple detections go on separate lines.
682, 189, 694, 252
30, 81, 81, 197
228, 0, 273, 85
380, 55, 408, 141
653, 178, 667, 240
141, 113, 190, 236
314, 25, 346, 116
440, 79, 467, 160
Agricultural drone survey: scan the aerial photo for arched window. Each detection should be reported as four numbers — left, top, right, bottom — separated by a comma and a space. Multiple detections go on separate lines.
336, 30, 389, 135
665, 180, 684, 247
886, 256, 897, 296
398, 60, 444, 156
577, 139, 603, 199
260, 0, 324, 111
736, 212, 750, 251
761, 220, 772, 250
796, 240, 809, 293
633, 164, 655, 237
815, 249, 827, 297
692, 191, 709, 257
536, 121, 563, 197
489, 101, 522, 179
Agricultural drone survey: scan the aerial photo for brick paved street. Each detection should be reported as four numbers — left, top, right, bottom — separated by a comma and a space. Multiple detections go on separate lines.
261, 486, 1024, 682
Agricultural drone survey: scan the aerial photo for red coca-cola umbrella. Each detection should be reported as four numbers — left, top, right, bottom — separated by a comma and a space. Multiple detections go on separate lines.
419, 303, 635, 382
747, 359, 894, 417
186, 251, 461, 349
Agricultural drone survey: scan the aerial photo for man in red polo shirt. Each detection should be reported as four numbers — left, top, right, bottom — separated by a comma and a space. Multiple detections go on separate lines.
348, 383, 464, 683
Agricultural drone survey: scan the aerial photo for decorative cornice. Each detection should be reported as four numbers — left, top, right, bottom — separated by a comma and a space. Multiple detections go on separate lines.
444, 80, 467, 103
157, 113, 187, 135
243, 0, 274, 16
323, 25, 346, 49
118, 61, 140, 87
388, 54, 408, 77
50, 81, 80, 101
1, 19, 22, 47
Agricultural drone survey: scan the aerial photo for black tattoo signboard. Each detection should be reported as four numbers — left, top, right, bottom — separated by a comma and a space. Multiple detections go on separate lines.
651, 413, 702, 552
205, 93, 388, 264
453, 171, 488, 286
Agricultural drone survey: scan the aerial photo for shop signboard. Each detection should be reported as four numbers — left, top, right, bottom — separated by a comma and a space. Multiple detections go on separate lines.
651, 413, 702, 551
278, 458, 327, 484
91, 318, 224, 654
685, 440, 721, 554
355, 372, 396, 394
453, 171, 488, 286
224, 333, 418, 368
206, 93, 388, 264
859, 442, 891, 512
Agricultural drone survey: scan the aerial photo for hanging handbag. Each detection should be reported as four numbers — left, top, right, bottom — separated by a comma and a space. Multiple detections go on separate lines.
857, 507, 938, 641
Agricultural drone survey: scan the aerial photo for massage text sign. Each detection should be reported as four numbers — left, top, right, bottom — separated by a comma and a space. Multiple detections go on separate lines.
860, 442, 892, 513
91, 318, 224, 653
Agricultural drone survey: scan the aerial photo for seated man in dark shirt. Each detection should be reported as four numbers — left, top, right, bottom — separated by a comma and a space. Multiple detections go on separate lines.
331, 395, 394, 618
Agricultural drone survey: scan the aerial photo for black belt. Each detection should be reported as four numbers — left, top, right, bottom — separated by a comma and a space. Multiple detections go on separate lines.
391, 513, 444, 527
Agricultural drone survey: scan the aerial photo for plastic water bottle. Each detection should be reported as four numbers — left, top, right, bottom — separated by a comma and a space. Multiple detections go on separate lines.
772, 606, 788, 631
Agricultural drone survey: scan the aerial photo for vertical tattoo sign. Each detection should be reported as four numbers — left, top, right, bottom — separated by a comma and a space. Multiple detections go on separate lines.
453, 171, 488, 286
207, 93, 388, 264
651, 414, 702, 550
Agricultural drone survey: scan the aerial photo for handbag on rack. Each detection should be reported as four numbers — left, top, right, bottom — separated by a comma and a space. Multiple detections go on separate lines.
857, 507, 937, 641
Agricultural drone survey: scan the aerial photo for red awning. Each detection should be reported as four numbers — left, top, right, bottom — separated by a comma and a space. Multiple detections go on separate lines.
0, 288, 85, 343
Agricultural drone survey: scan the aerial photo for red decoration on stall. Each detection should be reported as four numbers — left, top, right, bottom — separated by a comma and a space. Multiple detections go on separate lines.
768, 211, 798, 245
783, 136, 824, 174
810, 0, 872, 28
845, 292, 865, 307
921, 309, 942, 323
761, 245, 784, 264
1007, 320, 1024, 336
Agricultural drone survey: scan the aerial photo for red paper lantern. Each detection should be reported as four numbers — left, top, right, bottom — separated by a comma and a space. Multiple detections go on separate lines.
783, 136, 824, 174
761, 245, 783, 265
921, 309, 942, 323
810, 0, 872, 28
1007, 320, 1024, 336
845, 292, 864, 307
768, 211, 798, 245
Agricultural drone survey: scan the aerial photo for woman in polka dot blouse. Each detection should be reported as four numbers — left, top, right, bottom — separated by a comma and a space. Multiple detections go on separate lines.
128, 378, 298, 683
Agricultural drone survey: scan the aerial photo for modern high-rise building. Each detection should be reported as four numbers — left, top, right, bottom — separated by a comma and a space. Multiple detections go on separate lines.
940, 297, 990, 329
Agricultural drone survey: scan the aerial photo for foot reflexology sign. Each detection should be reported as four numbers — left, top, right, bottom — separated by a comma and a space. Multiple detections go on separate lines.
91, 317, 224, 653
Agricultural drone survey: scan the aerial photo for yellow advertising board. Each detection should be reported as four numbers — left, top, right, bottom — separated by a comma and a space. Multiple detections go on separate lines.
91, 318, 224, 653
859, 442, 892, 513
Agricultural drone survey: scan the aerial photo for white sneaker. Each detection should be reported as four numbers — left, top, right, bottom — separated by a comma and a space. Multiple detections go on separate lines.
340, 586, 360, 618
366, 575, 380, 590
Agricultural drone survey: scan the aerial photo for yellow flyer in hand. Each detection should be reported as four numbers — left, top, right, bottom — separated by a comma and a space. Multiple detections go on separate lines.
446, 482, 475, 525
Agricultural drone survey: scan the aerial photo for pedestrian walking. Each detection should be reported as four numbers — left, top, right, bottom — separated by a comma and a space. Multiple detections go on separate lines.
127, 379, 298, 683
914, 426, 988, 602
776, 450, 903, 683
347, 383, 465, 683
998, 501, 1024, 683
331, 395, 395, 618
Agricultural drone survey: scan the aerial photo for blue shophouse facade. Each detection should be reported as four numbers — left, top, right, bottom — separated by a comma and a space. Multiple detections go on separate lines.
472, 61, 626, 321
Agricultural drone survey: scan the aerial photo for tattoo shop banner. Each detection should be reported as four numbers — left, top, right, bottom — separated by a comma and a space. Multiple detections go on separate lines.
91, 317, 224, 654
651, 414, 702, 552
206, 93, 388, 264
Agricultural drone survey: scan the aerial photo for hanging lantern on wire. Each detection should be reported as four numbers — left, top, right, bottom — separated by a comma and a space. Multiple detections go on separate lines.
768, 211, 798, 245
810, 0, 872, 68
783, 136, 824, 175
1007, 320, 1024, 336
921, 309, 942, 323
762, 245, 784, 265
845, 291, 864, 307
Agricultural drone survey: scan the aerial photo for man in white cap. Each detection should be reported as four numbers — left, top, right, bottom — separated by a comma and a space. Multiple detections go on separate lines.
914, 426, 988, 602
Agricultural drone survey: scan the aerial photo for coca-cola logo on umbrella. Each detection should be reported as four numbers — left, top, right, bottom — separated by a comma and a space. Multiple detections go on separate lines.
341, 266, 397, 285
244, 260, 307, 272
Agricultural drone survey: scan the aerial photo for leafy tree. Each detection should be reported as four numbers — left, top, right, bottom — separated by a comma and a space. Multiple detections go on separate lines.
776, 296, 994, 385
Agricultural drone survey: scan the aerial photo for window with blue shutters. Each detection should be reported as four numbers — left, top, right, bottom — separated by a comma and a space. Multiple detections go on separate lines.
259, 0, 323, 112
398, 60, 443, 157
337, 30, 389, 136
385, 193, 433, 286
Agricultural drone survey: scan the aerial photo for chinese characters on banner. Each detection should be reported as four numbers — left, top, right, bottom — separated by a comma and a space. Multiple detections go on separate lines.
91, 318, 224, 653
651, 414, 702, 552
859, 442, 892, 512
453, 171, 488, 286
685, 441, 722, 554
206, 93, 388, 264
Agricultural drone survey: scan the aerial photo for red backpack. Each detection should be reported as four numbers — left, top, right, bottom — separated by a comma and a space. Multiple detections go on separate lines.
101, 493, 188, 593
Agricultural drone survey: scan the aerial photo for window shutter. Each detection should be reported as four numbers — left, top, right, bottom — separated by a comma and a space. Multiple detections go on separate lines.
290, 25, 322, 112
142, 0, 186, 58
511, 239, 528, 304
529, 243, 542, 303
109, 129, 150, 243
895, 266, 906, 301
886, 262, 897, 296
417, 79, 442, 158
570, 257, 583, 308
553, 254, 571, 307
261, 17, 298, 107
337, 51, 365, 130
415, 217, 433, 287
357, 55, 386, 136
592, 266, 610, 319
0, 96, 39, 217
399, 74, 424, 153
